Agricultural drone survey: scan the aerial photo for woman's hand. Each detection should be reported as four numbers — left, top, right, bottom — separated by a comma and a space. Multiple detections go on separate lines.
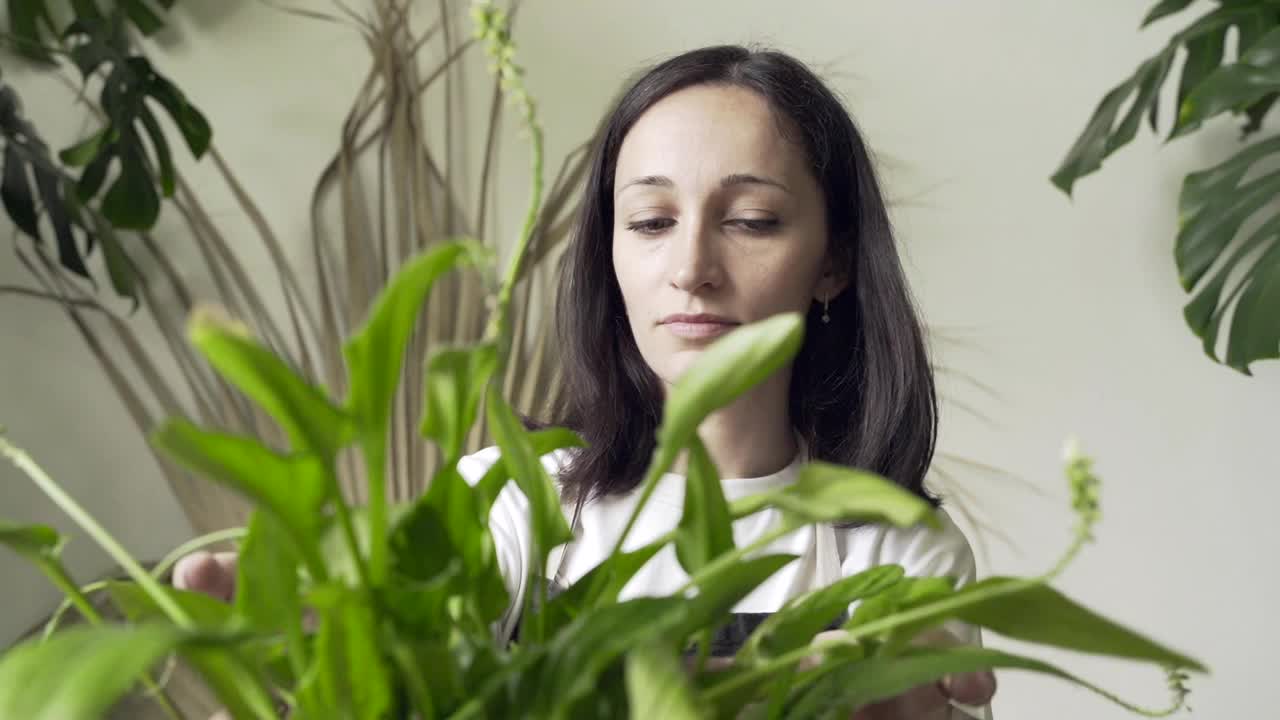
172, 550, 238, 602
806, 629, 997, 720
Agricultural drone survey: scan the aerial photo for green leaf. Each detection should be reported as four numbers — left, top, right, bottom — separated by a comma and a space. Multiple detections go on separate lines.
1052, 76, 1139, 195
391, 638, 464, 717
659, 313, 804, 454
1239, 90, 1278, 136
1172, 25, 1228, 133
535, 540, 666, 634
101, 140, 159, 229
730, 462, 937, 531
105, 581, 235, 628
673, 435, 734, 575
0, 624, 184, 720
59, 129, 111, 168
0, 521, 62, 563
382, 559, 463, 637
138, 104, 176, 195
392, 465, 508, 624
1051, 49, 1174, 194
673, 553, 798, 641
66, 20, 114, 77
120, 0, 165, 35
94, 218, 139, 304
69, 0, 102, 20
835, 574, 1206, 673
76, 145, 114, 201
150, 419, 328, 553
1111, 52, 1176, 151
234, 512, 302, 634
785, 646, 1092, 719
389, 487, 453, 583
33, 168, 89, 277
1053, 3, 1262, 193
421, 342, 498, 463
486, 392, 574, 574
954, 579, 1206, 671
1223, 239, 1280, 371
7, 0, 56, 63
1141, 0, 1196, 28
344, 240, 480, 484
855, 576, 958, 656
739, 565, 905, 664
188, 305, 351, 457
1176, 134, 1280, 372
2, 145, 39, 239
474, 427, 586, 514
845, 575, 955, 633
309, 588, 394, 720
1235, 11, 1279, 135
183, 647, 282, 720
1176, 26, 1280, 136
625, 642, 707, 720
525, 597, 688, 720
312, 502, 413, 585
148, 75, 212, 157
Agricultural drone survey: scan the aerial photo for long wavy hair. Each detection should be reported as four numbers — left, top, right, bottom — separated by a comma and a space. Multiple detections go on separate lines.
552, 45, 939, 512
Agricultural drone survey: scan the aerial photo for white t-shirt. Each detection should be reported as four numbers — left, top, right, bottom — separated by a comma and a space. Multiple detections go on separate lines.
457, 445, 992, 719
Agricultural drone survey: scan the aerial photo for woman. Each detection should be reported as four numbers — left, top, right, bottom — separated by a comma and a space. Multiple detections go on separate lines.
179, 45, 998, 719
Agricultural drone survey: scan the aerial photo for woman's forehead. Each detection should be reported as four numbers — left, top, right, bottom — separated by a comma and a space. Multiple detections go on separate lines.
613, 85, 809, 193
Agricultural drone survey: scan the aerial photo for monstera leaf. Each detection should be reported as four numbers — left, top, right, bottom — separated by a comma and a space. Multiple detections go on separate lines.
1054, 0, 1280, 372
1178, 135, 1280, 372
5, 0, 177, 64
0, 2, 207, 299
60, 13, 212, 231
0, 81, 138, 300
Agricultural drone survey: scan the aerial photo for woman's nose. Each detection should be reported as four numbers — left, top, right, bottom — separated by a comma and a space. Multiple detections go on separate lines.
669, 218, 725, 292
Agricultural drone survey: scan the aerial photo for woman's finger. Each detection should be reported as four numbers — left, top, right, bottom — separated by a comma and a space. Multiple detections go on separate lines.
172, 550, 237, 602
940, 668, 997, 707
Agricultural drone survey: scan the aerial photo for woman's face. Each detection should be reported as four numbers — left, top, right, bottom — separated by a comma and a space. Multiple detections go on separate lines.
611, 83, 844, 386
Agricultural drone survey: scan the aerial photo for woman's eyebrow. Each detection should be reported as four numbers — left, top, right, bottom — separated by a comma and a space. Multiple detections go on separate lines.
617, 173, 791, 194
617, 175, 673, 194
720, 172, 790, 194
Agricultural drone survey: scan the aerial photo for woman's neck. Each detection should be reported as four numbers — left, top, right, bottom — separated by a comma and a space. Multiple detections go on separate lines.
671, 377, 798, 479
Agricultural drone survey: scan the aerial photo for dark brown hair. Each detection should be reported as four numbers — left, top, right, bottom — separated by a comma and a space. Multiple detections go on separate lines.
553, 45, 939, 510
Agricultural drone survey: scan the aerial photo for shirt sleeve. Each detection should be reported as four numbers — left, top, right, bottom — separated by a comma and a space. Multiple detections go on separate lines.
456, 446, 534, 644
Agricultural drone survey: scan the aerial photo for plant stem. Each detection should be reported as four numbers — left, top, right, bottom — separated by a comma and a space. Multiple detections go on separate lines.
42, 560, 105, 626
605, 444, 678, 560
0, 437, 194, 628
343, 448, 376, 589
154, 527, 250, 579
391, 641, 436, 719
337, 458, 376, 592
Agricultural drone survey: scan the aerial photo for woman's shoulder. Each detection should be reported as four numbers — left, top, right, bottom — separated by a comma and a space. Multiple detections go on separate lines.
454, 444, 576, 488
833, 507, 979, 585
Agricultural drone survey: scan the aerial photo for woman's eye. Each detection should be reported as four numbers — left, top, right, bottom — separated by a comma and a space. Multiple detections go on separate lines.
626, 218, 675, 235
729, 218, 781, 234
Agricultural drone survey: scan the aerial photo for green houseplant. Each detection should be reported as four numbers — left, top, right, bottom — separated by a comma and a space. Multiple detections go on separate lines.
0, 0, 592, 537
0, 4, 1207, 717
1054, 0, 1280, 374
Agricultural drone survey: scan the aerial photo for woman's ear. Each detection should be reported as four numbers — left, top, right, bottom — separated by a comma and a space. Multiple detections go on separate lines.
813, 261, 850, 304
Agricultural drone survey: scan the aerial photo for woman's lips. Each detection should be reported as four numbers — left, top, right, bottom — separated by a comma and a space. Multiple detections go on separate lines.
659, 314, 739, 340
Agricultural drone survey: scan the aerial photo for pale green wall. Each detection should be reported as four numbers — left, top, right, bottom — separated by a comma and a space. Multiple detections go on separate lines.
1, 2, 1274, 718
